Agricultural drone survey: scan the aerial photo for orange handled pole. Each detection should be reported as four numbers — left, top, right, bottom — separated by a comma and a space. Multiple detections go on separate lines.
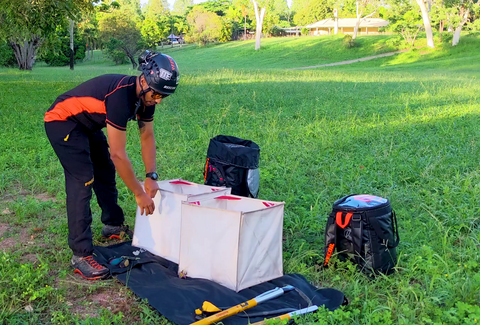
190, 285, 295, 325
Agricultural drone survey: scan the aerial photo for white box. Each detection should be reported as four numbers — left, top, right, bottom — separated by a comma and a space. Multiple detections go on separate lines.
132, 179, 231, 263
179, 195, 284, 292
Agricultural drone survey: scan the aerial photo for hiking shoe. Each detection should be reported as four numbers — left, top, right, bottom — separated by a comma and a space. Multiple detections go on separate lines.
101, 224, 133, 240
71, 255, 110, 280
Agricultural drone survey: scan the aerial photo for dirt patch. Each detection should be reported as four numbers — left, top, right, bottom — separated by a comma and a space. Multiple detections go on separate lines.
34, 193, 57, 202
1, 191, 57, 205
19, 253, 39, 264
0, 225, 42, 251
60, 280, 136, 319
0, 223, 9, 238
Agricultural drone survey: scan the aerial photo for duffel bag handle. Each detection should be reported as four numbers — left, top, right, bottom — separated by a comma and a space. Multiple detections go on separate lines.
333, 194, 358, 207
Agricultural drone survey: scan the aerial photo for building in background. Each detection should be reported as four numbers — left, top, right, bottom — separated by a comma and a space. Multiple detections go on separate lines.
305, 18, 389, 36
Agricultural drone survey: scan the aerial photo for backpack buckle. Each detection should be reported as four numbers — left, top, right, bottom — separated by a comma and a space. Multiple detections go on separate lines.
352, 214, 362, 222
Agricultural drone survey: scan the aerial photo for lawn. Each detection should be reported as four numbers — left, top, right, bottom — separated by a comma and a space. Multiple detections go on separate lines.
1, 33, 480, 324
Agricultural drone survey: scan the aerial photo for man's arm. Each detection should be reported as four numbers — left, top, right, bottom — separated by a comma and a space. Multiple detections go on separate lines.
106, 124, 155, 215
138, 120, 160, 198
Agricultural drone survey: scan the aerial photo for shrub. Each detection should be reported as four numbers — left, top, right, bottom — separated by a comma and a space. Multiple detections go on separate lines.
343, 34, 356, 48
270, 25, 285, 37
103, 38, 128, 65
0, 41, 16, 67
385, 36, 403, 49
440, 31, 453, 44
301, 27, 309, 36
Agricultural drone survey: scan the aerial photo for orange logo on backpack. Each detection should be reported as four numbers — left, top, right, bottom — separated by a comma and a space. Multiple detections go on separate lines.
324, 243, 335, 266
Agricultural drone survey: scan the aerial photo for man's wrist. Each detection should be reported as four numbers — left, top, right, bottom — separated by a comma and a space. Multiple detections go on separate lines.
146, 172, 158, 180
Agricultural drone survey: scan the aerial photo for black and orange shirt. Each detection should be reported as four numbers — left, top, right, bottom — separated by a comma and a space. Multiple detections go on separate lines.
44, 74, 154, 132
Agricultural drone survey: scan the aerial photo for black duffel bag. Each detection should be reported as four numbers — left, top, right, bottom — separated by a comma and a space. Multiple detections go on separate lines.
203, 135, 260, 198
323, 194, 399, 275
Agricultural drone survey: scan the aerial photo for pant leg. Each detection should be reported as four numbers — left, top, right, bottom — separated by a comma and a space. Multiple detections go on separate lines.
45, 121, 95, 257
88, 130, 125, 226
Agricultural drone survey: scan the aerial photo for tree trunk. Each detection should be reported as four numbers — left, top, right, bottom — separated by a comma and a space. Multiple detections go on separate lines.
452, 8, 469, 46
9, 36, 41, 70
244, 16, 247, 41
69, 19, 74, 70
253, 0, 266, 51
416, 0, 435, 48
353, 15, 362, 40
439, 20, 444, 42
126, 52, 138, 69
353, 4, 377, 40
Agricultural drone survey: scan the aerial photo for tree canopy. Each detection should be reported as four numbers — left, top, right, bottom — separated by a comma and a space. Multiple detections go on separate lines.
0, 0, 93, 69
2, 0, 480, 68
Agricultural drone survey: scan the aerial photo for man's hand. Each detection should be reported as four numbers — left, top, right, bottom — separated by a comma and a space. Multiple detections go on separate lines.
144, 178, 159, 198
136, 192, 155, 215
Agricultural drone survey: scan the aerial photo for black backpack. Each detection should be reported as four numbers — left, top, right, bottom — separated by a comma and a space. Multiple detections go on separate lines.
203, 135, 260, 198
323, 194, 399, 275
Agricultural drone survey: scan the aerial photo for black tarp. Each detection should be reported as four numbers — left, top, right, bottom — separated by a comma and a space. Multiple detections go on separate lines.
94, 242, 345, 325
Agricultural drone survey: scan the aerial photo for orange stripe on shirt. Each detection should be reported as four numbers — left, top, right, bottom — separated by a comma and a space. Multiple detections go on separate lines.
105, 76, 134, 99
106, 119, 127, 131
44, 97, 105, 122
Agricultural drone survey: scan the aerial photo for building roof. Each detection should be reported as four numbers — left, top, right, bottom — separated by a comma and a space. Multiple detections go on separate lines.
305, 18, 389, 29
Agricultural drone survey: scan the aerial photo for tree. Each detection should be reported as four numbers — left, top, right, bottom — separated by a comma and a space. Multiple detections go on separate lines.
231, 0, 254, 39
252, 0, 266, 50
141, 15, 171, 48
140, 0, 172, 48
351, 0, 382, 40
445, 0, 479, 45
173, 0, 194, 15
415, 0, 435, 47
0, 0, 93, 70
185, 7, 223, 45
39, 24, 86, 66
386, 2, 423, 46
98, 0, 145, 68
78, 13, 100, 61
292, 0, 330, 26
144, 0, 169, 15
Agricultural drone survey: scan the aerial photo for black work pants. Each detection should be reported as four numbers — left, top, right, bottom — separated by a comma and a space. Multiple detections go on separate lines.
45, 121, 125, 256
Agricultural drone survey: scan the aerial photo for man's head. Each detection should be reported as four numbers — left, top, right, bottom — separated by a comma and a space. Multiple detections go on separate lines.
138, 75, 168, 106
138, 51, 180, 98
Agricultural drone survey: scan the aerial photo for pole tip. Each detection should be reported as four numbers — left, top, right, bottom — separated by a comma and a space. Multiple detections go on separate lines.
282, 285, 295, 292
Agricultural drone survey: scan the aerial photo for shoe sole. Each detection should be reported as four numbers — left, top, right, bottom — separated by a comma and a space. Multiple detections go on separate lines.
74, 268, 110, 280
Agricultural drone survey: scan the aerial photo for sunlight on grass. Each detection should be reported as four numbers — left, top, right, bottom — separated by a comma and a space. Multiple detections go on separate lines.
1, 33, 480, 324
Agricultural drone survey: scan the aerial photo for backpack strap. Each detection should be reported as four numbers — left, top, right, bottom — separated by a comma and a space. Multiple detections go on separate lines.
335, 211, 353, 229
350, 213, 363, 265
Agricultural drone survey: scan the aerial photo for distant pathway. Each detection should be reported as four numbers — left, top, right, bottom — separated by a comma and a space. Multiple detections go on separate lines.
290, 49, 409, 70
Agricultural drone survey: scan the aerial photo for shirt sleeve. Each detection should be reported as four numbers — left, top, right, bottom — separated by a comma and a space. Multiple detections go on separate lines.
137, 105, 155, 122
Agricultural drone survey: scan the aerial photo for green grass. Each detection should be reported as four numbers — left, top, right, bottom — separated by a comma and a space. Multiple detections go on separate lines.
1, 33, 480, 324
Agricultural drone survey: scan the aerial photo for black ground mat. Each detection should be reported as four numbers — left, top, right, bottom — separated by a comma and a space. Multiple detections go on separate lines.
94, 242, 345, 325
